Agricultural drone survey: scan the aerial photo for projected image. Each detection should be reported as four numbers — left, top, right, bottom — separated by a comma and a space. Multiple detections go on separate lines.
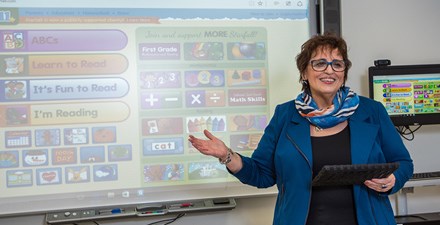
136, 27, 269, 187
6, 169, 33, 187
188, 161, 229, 180
0, 25, 270, 190
36, 167, 62, 185
0, 1, 311, 216
4, 105, 29, 125
140, 71, 181, 89
93, 164, 118, 182
52, 147, 77, 165
2, 56, 26, 75
4, 80, 27, 100
184, 42, 224, 60
0, 151, 19, 168
143, 163, 185, 182
35, 128, 61, 147
22, 149, 49, 167
108, 145, 132, 161
0, 26, 270, 195
65, 166, 90, 183
230, 133, 263, 151
227, 42, 266, 60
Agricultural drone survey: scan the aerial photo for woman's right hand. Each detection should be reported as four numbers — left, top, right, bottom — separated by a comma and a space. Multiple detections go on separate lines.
188, 130, 243, 173
188, 129, 229, 159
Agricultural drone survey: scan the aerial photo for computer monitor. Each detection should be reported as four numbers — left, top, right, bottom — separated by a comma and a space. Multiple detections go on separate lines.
368, 64, 440, 126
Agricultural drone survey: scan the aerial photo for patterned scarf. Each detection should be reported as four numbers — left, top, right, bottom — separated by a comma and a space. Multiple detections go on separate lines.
294, 87, 360, 129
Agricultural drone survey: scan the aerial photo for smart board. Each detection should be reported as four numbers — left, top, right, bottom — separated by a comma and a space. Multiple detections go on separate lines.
0, 0, 315, 216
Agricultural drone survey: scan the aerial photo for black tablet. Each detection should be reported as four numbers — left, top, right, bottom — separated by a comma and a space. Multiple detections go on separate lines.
312, 162, 400, 186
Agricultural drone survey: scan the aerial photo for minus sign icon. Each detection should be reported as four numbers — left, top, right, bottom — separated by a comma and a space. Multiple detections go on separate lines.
165, 97, 178, 102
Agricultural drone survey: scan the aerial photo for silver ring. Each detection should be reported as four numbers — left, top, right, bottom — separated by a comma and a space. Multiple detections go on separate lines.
381, 184, 387, 189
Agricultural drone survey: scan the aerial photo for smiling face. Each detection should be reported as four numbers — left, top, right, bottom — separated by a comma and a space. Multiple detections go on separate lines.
303, 46, 346, 108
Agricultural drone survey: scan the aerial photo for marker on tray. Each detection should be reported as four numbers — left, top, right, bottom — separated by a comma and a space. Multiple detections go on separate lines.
137, 209, 167, 216
170, 203, 193, 208
99, 208, 124, 215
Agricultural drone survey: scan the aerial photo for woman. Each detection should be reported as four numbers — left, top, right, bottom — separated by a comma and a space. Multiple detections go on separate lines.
188, 33, 413, 225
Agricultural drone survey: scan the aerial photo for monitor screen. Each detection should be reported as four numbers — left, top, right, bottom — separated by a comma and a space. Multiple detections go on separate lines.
368, 64, 440, 126
0, 0, 315, 217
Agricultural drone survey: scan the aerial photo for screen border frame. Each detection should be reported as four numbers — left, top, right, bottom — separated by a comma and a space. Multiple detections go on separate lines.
0, 0, 323, 218
368, 64, 440, 126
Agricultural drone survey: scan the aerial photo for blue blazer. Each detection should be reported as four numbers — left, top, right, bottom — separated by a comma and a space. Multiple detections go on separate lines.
233, 96, 414, 225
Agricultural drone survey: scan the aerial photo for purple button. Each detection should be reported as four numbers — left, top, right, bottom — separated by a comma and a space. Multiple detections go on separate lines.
390, 83, 411, 88
25, 29, 127, 52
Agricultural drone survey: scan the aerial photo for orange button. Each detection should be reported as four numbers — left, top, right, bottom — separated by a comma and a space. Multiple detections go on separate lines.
28, 54, 128, 76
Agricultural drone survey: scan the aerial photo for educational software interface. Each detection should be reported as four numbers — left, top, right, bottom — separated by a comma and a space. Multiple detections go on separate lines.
372, 74, 440, 115
0, 1, 310, 208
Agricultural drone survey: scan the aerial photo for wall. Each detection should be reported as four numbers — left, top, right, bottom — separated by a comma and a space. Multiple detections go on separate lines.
341, 0, 440, 215
2, 0, 440, 224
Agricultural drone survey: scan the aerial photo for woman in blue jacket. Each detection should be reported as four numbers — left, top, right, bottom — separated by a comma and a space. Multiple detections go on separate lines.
188, 33, 413, 225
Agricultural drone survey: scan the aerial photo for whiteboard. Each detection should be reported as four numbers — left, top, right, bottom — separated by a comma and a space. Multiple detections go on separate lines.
0, 0, 315, 217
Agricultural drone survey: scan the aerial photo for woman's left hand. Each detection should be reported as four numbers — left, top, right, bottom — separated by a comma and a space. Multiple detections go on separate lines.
364, 174, 396, 192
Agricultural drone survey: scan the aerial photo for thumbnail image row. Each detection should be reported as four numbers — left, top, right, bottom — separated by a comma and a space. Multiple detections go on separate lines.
139, 42, 266, 61
142, 114, 268, 136
139, 68, 266, 89
4, 164, 121, 188
3, 126, 119, 148
3, 160, 233, 189
0, 144, 132, 169
142, 133, 263, 156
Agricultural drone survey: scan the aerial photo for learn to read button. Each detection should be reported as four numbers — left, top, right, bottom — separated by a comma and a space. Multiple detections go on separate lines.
31, 101, 130, 125
27, 29, 127, 51
28, 54, 128, 76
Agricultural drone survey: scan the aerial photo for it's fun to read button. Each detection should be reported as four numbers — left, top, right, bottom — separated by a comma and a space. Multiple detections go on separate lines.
29, 78, 129, 101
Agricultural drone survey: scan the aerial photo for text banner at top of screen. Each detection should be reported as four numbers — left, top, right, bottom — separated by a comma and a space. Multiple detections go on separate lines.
1, 0, 308, 10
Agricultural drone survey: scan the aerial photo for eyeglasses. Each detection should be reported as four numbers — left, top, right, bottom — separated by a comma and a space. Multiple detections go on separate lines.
310, 59, 346, 72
